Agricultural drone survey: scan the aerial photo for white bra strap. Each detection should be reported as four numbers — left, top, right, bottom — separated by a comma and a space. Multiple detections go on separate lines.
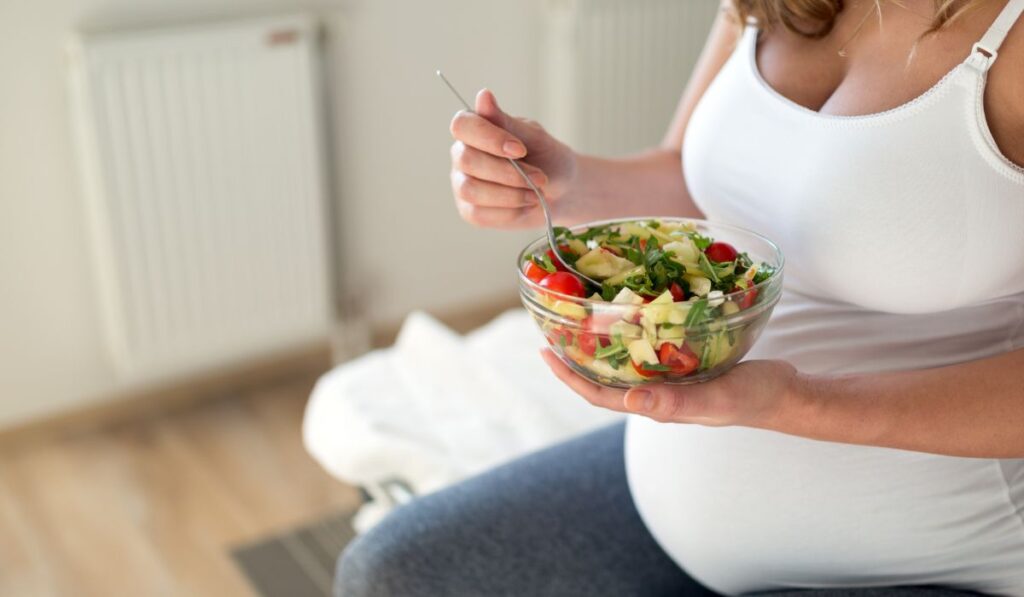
968, 0, 1024, 70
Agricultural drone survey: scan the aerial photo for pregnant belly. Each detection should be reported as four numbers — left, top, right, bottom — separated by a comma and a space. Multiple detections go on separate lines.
624, 418, 1024, 596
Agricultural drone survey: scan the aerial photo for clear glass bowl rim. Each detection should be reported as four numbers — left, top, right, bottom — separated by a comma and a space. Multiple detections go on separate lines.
516, 216, 786, 304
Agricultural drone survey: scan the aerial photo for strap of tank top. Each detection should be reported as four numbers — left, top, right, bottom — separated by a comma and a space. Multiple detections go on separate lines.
967, 0, 1024, 70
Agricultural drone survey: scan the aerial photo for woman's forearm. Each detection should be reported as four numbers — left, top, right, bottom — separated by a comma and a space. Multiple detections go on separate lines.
769, 348, 1024, 458
556, 149, 703, 225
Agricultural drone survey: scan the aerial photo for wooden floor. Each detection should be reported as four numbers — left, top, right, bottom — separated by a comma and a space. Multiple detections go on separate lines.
0, 372, 362, 597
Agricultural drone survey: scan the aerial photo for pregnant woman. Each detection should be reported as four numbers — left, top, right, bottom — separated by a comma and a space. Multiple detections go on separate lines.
338, 0, 1024, 595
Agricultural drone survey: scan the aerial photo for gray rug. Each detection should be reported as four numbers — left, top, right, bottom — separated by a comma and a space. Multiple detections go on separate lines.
232, 509, 357, 597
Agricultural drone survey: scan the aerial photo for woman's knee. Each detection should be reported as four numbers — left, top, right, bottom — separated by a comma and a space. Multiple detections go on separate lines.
334, 521, 409, 597
333, 502, 450, 597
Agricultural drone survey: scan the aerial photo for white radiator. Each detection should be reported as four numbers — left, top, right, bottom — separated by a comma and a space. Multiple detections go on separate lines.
68, 15, 333, 385
541, 0, 721, 156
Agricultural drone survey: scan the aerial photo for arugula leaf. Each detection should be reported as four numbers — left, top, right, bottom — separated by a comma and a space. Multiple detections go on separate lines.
698, 337, 713, 371
753, 264, 776, 285
690, 232, 713, 251
606, 351, 628, 370
640, 362, 672, 372
683, 299, 708, 327
644, 249, 665, 270
552, 226, 571, 240
697, 253, 720, 284
594, 338, 627, 359
533, 253, 557, 274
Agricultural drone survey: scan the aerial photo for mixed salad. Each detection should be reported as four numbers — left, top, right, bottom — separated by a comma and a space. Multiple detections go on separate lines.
521, 219, 777, 384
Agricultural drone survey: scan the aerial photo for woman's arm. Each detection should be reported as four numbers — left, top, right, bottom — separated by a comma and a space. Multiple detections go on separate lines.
778, 348, 1024, 458
541, 347, 1024, 459
449, 4, 739, 229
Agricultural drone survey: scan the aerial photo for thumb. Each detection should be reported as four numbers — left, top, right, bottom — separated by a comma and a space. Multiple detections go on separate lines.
475, 89, 542, 146
623, 384, 726, 425
474, 88, 509, 129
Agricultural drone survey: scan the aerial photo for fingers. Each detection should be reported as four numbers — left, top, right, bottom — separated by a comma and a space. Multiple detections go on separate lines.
455, 198, 543, 229
450, 142, 548, 189
540, 350, 631, 413
450, 109, 526, 159
451, 170, 539, 209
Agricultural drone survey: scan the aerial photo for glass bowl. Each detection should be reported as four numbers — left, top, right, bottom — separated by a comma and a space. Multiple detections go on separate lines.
518, 218, 784, 388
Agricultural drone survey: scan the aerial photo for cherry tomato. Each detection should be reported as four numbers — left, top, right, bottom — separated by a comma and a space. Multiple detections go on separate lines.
669, 282, 686, 302
658, 343, 699, 376
546, 327, 573, 348
539, 271, 586, 298
577, 330, 609, 357
735, 286, 758, 310
523, 261, 550, 284
546, 245, 573, 272
705, 241, 738, 263
631, 360, 665, 378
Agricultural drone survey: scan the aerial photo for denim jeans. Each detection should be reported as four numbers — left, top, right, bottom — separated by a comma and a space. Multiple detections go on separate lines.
336, 422, 982, 597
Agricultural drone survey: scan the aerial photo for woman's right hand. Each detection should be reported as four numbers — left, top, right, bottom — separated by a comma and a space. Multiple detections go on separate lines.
449, 89, 578, 229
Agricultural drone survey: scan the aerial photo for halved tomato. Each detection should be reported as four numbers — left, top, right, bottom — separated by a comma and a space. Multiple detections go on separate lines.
658, 343, 699, 376
631, 360, 665, 378
577, 329, 609, 357
523, 261, 550, 284
735, 286, 759, 310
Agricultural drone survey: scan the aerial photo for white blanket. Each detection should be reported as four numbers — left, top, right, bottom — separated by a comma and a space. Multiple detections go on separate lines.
302, 309, 622, 530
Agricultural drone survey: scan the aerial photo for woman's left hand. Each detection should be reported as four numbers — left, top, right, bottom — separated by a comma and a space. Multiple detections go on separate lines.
540, 349, 802, 428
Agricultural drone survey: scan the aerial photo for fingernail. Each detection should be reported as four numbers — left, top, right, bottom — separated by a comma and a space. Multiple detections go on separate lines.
627, 389, 656, 413
503, 140, 526, 158
529, 172, 547, 187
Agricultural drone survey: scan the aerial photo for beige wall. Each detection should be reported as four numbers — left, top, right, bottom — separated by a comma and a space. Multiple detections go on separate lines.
0, 0, 543, 427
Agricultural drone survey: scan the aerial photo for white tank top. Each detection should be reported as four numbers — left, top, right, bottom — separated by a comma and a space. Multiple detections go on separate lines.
625, 1, 1024, 594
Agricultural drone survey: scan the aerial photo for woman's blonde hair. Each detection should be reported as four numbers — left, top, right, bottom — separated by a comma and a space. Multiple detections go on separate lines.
729, 0, 983, 38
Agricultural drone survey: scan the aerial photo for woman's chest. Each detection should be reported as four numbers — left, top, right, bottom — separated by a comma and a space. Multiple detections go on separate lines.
683, 47, 1024, 314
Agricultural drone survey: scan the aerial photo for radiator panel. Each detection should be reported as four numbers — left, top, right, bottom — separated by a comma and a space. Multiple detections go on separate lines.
69, 15, 332, 385
542, 0, 721, 156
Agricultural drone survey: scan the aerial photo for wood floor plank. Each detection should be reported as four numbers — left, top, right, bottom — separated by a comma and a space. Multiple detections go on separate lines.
0, 372, 359, 597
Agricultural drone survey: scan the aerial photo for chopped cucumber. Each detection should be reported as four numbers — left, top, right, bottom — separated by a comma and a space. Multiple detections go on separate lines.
685, 275, 712, 297
663, 239, 700, 265
649, 290, 674, 305
609, 320, 642, 339
627, 339, 659, 366
576, 248, 635, 280
605, 265, 645, 287
551, 300, 587, 320
566, 238, 588, 256
612, 287, 645, 305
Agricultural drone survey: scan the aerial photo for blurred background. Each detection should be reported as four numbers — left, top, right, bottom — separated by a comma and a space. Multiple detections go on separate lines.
0, 0, 717, 595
